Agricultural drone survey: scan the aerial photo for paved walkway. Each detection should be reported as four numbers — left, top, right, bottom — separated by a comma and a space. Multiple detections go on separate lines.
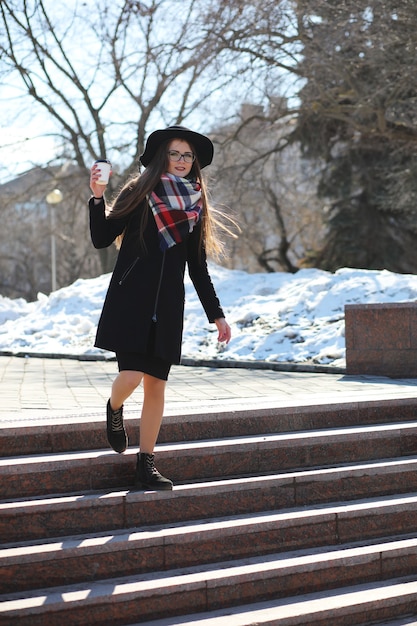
2, 354, 417, 426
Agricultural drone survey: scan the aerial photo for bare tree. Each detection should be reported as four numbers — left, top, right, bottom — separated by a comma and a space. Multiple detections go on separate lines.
212, 101, 324, 273
0, 0, 296, 174
0, 165, 102, 300
0, 0, 303, 297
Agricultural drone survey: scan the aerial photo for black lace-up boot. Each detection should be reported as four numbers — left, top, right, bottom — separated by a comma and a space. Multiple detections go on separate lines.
134, 452, 173, 490
106, 400, 128, 453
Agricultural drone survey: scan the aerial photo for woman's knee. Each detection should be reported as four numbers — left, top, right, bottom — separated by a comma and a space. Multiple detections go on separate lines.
117, 370, 143, 392
143, 374, 166, 394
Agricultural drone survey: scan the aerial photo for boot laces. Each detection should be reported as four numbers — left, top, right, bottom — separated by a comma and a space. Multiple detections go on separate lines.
145, 454, 161, 476
111, 408, 124, 432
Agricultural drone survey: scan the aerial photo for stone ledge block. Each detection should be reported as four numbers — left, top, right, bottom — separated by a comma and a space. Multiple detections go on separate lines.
345, 302, 417, 377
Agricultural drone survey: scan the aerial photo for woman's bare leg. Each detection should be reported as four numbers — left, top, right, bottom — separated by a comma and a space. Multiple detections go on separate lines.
132, 373, 172, 489
110, 370, 144, 410
139, 373, 166, 453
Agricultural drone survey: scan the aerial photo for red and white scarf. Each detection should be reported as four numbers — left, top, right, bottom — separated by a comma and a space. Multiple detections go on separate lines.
149, 173, 203, 251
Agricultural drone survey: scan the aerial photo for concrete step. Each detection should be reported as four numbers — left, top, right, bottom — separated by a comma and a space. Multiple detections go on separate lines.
2, 459, 417, 544
2, 539, 417, 625
3, 397, 417, 456
376, 614, 417, 626
3, 398, 417, 625
130, 579, 417, 626
2, 492, 417, 594
2, 421, 417, 499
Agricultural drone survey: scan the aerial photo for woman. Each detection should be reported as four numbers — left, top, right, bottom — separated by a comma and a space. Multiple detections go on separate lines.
89, 125, 231, 491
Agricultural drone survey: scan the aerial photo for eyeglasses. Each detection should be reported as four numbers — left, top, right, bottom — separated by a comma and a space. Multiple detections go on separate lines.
167, 150, 195, 164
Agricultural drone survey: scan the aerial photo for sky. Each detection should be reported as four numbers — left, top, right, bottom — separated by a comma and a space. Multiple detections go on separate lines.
1, 264, 416, 368
0, 129, 57, 184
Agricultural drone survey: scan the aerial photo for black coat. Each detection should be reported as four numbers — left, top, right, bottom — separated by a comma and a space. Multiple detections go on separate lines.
89, 197, 224, 364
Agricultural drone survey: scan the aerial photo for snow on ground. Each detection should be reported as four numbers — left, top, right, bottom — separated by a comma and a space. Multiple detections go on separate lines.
1, 265, 416, 367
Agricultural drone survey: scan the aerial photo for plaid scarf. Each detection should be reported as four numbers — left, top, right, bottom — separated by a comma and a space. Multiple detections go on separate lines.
149, 173, 203, 251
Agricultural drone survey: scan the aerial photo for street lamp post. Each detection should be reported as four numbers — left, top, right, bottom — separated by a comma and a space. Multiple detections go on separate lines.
45, 188, 63, 292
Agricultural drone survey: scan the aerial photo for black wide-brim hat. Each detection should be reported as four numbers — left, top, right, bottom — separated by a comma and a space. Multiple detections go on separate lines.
140, 125, 214, 169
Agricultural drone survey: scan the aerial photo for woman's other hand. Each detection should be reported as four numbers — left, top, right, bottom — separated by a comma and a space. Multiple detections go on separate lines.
215, 318, 231, 344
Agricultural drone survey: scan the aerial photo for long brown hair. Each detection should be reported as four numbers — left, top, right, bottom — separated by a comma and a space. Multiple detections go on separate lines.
107, 138, 226, 258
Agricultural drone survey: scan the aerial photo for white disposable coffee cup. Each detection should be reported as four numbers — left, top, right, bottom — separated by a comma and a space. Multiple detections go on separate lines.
94, 159, 111, 185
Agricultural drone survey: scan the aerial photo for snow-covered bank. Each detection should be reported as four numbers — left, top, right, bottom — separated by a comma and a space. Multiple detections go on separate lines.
1, 265, 416, 367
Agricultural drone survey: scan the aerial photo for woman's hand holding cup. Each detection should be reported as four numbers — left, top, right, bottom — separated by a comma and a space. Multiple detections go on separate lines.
90, 159, 112, 198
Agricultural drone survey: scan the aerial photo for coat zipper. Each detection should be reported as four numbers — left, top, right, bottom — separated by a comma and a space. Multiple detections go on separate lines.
118, 257, 140, 285
152, 251, 166, 322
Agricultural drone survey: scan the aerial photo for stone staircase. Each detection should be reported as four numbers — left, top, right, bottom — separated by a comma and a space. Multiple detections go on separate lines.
2, 398, 417, 625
